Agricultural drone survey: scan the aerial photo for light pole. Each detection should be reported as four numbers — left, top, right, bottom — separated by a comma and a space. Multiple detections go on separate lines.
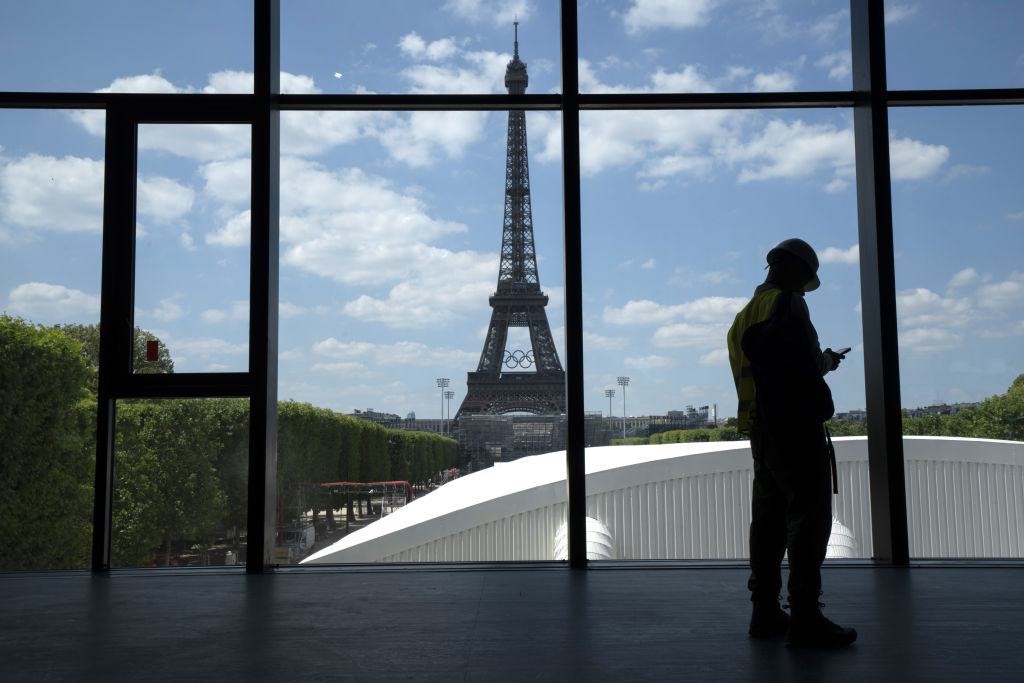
445, 390, 454, 437
436, 378, 449, 436
605, 389, 615, 419
617, 376, 630, 439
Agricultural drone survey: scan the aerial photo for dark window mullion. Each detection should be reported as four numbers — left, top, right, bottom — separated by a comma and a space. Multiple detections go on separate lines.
93, 106, 138, 571
851, 0, 910, 565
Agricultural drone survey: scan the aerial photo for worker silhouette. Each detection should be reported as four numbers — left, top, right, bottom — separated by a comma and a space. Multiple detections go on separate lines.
727, 238, 857, 648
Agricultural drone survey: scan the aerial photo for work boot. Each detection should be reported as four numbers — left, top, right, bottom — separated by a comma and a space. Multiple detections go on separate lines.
786, 602, 857, 648
749, 599, 790, 638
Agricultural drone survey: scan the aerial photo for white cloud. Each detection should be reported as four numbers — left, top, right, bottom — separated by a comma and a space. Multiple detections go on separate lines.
948, 267, 983, 290
6, 282, 100, 319
896, 288, 972, 327
443, 0, 532, 24
625, 354, 678, 369
309, 361, 368, 374
399, 33, 459, 62
824, 178, 849, 193
136, 176, 194, 223
279, 301, 308, 318
889, 136, 949, 180
976, 274, 1024, 310
162, 336, 248, 359
200, 301, 249, 323
641, 258, 656, 270
0, 154, 103, 232
206, 210, 250, 247
604, 296, 746, 326
201, 309, 227, 324
668, 266, 734, 287
819, 244, 859, 265
1006, 210, 1024, 221
816, 52, 852, 82
976, 320, 1024, 339
699, 348, 729, 366
726, 119, 854, 184
71, 70, 325, 161
265, 157, 496, 326
378, 111, 492, 167
151, 296, 185, 321
0, 153, 192, 234
751, 71, 797, 92
623, 0, 716, 34
899, 327, 962, 353
583, 331, 629, 350
942, 163, 988, 184
180, 232, 197, 252
809, 10, 848, 43
651, 321, 725, 348
313, 337, 477, 368
200, 159, 251, 204
884, 4, 919, 25
137, 122, 251, 163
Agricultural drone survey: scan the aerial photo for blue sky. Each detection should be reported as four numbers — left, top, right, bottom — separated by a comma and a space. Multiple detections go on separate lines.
2, 1, 1022, 423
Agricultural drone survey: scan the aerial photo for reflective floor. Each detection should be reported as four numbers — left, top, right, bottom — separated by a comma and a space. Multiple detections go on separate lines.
1, 564, 1021, 681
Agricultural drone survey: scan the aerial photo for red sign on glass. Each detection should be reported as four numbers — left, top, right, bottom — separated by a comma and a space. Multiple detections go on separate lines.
146, 340, 159, 362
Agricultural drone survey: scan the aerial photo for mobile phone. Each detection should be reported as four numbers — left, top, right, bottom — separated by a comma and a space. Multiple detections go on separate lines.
835, 347, 851, 355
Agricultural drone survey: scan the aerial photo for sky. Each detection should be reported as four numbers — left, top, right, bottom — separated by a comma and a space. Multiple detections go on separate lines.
1, 0, 1023, 424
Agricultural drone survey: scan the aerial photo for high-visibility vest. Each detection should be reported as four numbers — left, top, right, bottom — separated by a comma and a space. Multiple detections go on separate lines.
727, 288, 785, 435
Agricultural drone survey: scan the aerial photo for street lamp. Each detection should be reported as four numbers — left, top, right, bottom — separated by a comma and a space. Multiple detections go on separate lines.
445, 390, 455, 437
605, 389, 616, 419
436, 378, 450, 436
617, 376, 630, 439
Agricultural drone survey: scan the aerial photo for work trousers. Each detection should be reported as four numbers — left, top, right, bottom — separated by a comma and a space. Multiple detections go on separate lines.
747, 422, 833, 607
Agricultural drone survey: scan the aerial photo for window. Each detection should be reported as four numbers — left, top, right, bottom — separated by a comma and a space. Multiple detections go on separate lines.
0, 109, 103, 569
2, 2, 1020, 570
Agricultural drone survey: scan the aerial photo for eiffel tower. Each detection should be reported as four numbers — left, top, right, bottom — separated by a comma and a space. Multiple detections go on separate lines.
455, 24, 566, 422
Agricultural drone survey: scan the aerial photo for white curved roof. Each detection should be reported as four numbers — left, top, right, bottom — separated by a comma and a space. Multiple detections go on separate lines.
302, 437, 1024, 564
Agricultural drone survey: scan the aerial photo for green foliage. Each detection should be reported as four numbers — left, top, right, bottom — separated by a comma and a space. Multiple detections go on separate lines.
112, 400, 228, 566
610, 437, 650, 446
648, 427, 746, 444
50, 323, 174, 394
274, 401, 457, 522
825, 420, 868, 436
0, 315, 93, 569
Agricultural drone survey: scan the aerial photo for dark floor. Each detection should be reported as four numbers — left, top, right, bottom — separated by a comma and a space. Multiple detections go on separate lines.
1, 563, 1021, 682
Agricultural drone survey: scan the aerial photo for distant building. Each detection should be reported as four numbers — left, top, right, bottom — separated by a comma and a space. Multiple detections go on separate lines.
904, 402, 981, 418
834, 410, 867, 423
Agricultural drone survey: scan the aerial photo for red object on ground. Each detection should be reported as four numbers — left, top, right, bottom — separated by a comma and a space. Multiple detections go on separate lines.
146, 340, 158, 361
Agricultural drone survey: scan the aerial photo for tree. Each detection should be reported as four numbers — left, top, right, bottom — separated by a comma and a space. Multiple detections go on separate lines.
0, 315, 93, 569
51, 323, 174, 394
112, 400, 227, 566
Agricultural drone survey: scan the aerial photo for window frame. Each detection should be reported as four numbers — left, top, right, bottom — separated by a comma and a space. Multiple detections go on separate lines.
2, 0, 1023, 571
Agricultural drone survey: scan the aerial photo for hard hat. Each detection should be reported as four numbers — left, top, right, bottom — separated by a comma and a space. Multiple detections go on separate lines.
766, 238, 820, 292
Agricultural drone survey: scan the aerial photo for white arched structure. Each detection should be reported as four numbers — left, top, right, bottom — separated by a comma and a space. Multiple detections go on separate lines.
302, 437, 1024, 564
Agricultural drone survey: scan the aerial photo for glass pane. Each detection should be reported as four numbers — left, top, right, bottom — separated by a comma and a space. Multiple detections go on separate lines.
580, 108, 870, 560
885, 1, 1024, 90
277, 108, 566, 564
0, 109, 102, 569
281, 1, 560, 95
1, 1, 253, 93
112, 398, 248, 568
891, 106, 1024, 559
133, 124, 251, 373
579, 0, 851, 93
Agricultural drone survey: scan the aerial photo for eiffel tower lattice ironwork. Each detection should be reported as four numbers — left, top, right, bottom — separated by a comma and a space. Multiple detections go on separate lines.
455, 24, 566, 419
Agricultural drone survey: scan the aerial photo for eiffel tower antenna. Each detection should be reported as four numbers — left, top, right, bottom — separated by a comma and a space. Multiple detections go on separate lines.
455, 25, 566, 426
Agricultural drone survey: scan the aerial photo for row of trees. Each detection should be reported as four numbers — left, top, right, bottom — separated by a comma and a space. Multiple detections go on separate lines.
0, 316, 456, 570
613, 375, 1024, 446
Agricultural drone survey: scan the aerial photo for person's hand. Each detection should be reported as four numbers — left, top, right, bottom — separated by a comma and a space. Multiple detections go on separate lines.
823, 348, 845, 371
